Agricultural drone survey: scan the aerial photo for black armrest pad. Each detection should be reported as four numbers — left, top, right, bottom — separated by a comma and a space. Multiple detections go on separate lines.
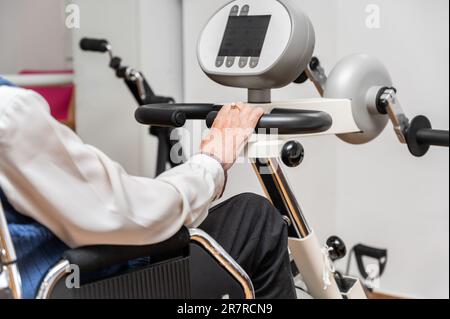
63, 227, 190, 273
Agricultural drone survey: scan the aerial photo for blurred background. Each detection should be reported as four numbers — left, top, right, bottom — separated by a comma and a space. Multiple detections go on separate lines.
0, 0, 448, 299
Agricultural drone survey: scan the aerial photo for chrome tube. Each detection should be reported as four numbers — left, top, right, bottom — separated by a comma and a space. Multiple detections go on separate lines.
36, 260, 71, 299
252, 158, 312, 238
0, 203, 22, 299
189, 229, 255, 299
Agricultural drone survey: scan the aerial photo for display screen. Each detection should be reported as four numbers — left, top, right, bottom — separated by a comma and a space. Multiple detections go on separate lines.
218, 15, 272, 57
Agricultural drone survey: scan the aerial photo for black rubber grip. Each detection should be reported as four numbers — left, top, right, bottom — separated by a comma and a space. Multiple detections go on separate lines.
150, 104, 220, 119
80, 38, 110, 53
135, 104, 220, 127
206, 109, 333, 135
407, 115, 449, 157
135, 105, 187, 128
416, 129, 449, 147
63, 227, 190, 273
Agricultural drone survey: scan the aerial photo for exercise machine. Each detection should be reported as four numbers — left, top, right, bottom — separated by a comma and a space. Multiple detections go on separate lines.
79, 38, 184, 176
135, 0, 449, 299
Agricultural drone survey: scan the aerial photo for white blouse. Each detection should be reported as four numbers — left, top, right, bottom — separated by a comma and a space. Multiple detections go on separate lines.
0, 86, 225, 248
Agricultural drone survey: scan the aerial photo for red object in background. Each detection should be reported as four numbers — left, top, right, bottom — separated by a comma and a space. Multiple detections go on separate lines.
20, 70, 74, 121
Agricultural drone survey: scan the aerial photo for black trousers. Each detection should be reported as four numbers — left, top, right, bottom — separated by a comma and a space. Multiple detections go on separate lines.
200, 193, 296, 299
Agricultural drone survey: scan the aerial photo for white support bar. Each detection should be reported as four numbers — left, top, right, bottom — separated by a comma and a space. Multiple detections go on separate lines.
289, 232, 343, 299
1, 74, 74, 87
246, 98, 360, 158
256, 98, 360, 137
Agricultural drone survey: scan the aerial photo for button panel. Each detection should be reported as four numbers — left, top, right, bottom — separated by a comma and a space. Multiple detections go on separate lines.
217, 4, 258, 70
216, 56, 225, 67
249, 57, 259, 68
230, 5, 239, 16
226, 57, 236, 68
240, 5, 249, 16
239, 57, 249, 68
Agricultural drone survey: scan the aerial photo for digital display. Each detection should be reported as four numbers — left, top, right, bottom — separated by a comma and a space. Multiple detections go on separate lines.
218, 15, 272, 57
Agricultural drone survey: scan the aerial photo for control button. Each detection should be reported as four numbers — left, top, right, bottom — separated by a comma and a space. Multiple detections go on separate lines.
230, 5, 239, 16
216, 56, 225, 67
239, 57, 249, 68
240, 5, 250, 16
249, 57, 259, 68
226, 57, 236, 68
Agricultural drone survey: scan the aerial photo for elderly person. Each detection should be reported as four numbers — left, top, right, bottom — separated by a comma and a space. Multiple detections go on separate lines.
0, 82, 295, 299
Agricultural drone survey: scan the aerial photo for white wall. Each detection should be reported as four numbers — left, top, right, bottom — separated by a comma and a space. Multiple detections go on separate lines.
138, 0, 184, 177
71, 0, 142, 174
72, 0, 183, 176
0, 0, 71, 74
334, 0, 449, 299
181, 0, 449, 298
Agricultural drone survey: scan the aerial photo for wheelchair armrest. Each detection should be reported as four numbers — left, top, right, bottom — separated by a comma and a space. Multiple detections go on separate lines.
63, 227, 190, 273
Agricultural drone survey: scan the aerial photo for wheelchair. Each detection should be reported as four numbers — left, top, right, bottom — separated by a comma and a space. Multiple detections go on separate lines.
0, 201, 254, 299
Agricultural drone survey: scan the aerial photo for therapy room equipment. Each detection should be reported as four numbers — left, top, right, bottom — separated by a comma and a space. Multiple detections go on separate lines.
135, 0, 449, 299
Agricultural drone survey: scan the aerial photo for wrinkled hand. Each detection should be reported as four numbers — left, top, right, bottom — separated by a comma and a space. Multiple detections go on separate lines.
201, 102, 264, 172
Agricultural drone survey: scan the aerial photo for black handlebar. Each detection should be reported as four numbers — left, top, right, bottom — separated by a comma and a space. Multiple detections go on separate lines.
135, 104, 333, 135
136, 104, 221, 125
80, 38, 110, 53
416, 129, 449, 148
375, 88, 449, 157
406, 116, 450, 157
135, 106, 187, 128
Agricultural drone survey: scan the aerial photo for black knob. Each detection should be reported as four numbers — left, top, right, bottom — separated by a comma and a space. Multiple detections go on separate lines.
327, 236, 347, 261
281, 141, 304, 167
109, 57, 122, 70
309, 57, 320, 71
116, 66, 128, 79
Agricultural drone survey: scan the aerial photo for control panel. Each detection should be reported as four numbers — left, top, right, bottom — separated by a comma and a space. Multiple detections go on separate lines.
198, 0, 315, 90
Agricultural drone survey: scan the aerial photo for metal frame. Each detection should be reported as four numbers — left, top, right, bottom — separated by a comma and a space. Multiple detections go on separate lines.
305, 59, 327, 97
35, 229, 254, 300
35, 260, 71, 299
252, 158, 311, 238
241, 56, 373, 297
379, 88, 409, 144
0, 202, 22, 299
189, 229, 255, 299
251, 155, 367, 299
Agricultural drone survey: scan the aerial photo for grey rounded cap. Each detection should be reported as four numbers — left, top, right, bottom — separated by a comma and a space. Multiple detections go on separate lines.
324, 54, 392, 144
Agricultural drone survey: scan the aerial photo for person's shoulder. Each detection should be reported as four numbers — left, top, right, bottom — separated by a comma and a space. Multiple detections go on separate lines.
0, 76, 16, 87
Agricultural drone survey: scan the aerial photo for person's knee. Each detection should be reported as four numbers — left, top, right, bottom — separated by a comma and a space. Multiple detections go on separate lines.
231, 193, 285, 227
231, 193, 271, 211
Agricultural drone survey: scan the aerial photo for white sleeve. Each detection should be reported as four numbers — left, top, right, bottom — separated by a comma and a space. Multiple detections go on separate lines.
0, 87, 225, 248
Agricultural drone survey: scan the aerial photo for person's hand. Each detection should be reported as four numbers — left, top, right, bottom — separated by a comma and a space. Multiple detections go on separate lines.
201, 102, 264, 172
